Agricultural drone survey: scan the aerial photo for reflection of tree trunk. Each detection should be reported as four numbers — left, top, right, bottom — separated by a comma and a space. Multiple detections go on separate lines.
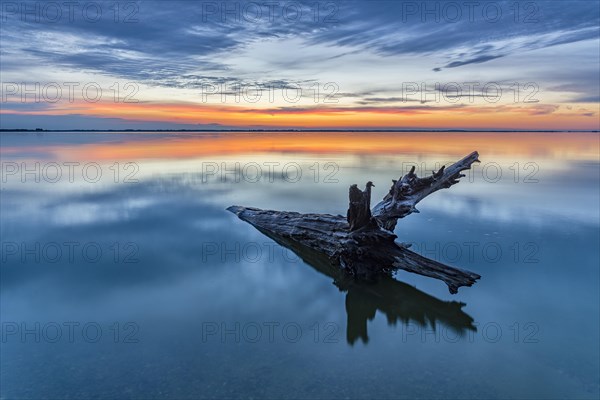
346, 289, 376, 344
340, 275, 476, 345
244, 226, 477, 345
228, 151, 481, 294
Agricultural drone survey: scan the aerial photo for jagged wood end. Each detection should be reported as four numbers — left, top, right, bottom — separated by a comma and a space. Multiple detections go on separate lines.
347, 181, 376, 231
372, 151, 480, 231
393, 249, 481, 294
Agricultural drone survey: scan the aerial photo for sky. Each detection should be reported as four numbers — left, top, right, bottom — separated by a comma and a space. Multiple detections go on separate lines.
0, 0, 599, 130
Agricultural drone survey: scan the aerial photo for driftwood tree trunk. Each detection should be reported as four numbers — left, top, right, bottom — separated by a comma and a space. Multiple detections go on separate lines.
228, 151, 481, 294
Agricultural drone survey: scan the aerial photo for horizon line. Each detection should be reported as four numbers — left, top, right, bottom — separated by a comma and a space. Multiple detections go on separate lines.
2, 129, 599, 133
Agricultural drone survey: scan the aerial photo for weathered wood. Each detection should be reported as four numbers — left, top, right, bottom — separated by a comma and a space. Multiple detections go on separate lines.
347, 181, 376, 231
373, 151, 480, 230
227, 207, 480, 293
228, 151, 482, 294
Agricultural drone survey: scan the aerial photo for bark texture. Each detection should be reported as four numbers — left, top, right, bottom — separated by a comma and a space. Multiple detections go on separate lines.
228, 151, 481, 294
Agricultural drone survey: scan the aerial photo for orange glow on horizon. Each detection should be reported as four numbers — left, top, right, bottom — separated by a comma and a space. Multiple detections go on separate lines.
3, 132, 598, 163
2, 99, 599, 131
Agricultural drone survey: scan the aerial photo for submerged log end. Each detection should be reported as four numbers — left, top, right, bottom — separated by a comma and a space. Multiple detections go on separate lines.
393, 248, 481, 294
446, 271, 481, 294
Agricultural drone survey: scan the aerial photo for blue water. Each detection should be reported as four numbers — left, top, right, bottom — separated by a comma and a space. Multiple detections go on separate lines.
1, 131, 599, 399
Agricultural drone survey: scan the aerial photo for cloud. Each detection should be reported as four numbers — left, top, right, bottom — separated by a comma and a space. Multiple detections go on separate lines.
3, 0, 599, 82
1, 0, 599, 129
0, 113, 234, 130
439, 54, 505, 70
572, 96, 600, 103
356, 97, 434, 105
0, 101, 54, 111
237, 104, 469, 115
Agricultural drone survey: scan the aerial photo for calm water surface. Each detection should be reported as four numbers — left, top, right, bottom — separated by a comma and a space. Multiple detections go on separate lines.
1, 131, 599, 399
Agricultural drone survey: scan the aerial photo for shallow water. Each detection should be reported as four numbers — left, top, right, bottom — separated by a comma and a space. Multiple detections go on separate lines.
1, 131, 599, 399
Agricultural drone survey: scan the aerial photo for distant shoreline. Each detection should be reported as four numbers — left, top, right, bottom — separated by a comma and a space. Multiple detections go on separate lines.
1, 129, 599, 133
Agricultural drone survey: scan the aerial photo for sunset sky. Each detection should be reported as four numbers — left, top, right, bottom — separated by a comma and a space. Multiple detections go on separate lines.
1, 0, 599, 130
